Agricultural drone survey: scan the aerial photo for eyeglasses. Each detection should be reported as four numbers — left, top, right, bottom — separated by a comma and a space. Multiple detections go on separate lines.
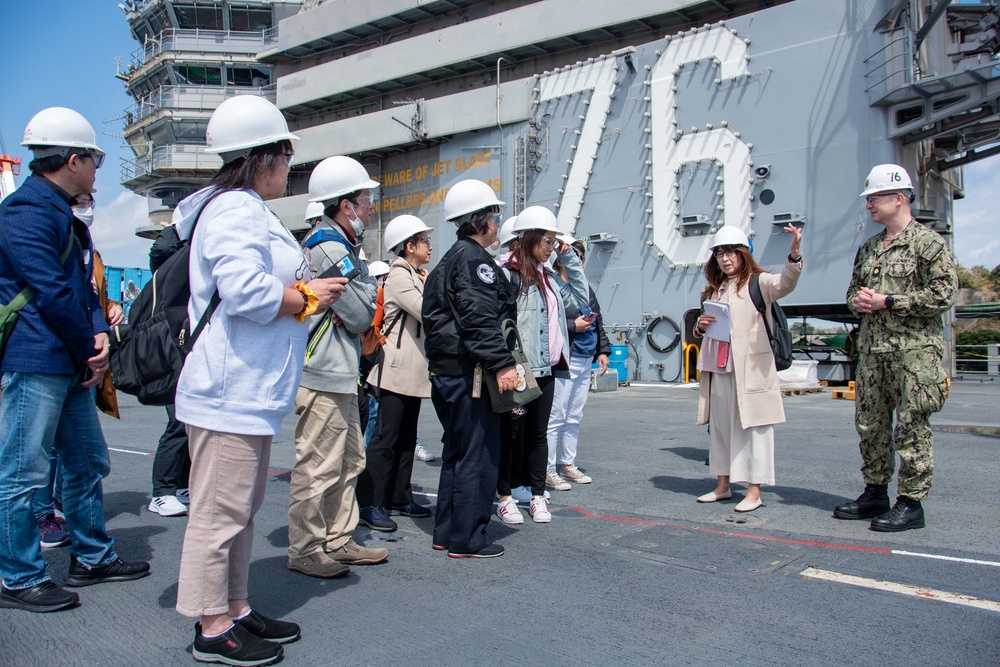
282, 153, 295, 166
713, 245, 742, 257
354, 195, 375, 208
78, 150, 104, 169
413, 235, 431, 245
540, 236, 558, 247
864, 192, 899, 204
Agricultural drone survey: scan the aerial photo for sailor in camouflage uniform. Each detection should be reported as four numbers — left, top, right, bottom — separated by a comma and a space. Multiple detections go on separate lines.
834, 164, 957, 532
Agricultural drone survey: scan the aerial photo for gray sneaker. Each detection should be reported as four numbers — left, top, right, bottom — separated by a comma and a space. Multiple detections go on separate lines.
287, 552, 350, 579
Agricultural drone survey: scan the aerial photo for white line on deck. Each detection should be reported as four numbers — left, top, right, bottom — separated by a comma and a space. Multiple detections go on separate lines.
109, 446, 154, 457
892, 550, 1000, 568
800, 567, 1000, 613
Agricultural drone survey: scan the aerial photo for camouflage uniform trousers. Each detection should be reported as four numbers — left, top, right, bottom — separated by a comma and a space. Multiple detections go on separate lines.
854, 346, 948, 500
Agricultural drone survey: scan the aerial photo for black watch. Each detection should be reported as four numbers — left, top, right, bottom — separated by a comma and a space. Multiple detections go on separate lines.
884, 295, 894, 309
788, 253, 802, 263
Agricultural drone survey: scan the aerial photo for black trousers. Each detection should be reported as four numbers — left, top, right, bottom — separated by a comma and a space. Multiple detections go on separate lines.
497, 407, 526, 496
517, 374, 556, 497
152, 404, 190, 496
356, 389, 421, 509
430, 375, 499, 554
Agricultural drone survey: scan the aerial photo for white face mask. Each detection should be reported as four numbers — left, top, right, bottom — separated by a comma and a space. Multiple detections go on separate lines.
73, 205, 94, 227
345, 202, 366, 238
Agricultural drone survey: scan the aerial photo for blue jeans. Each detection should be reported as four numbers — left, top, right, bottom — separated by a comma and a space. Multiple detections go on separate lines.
0, 372, 116, 589
31, 447, 61, 520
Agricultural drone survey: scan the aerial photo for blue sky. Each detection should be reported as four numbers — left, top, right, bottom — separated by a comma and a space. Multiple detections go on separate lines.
0, 1, 997, 271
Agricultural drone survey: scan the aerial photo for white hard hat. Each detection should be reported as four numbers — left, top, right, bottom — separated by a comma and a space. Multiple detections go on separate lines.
308, 155, 380, 204
859, 164, 913, 197
21, 107, 103, 157
205, 95, 300, 163
709, 225, 750, 249
498, 216, 518, 247
512, 205, 559, 233
304, 201, 325, 222
443, 179, 504, 222
556, 233, 576, 246
383, 214, 432, 253
368, 260, 391, 278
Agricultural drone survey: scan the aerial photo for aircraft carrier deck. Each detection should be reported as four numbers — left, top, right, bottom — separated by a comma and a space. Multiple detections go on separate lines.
2, 379, 998, 666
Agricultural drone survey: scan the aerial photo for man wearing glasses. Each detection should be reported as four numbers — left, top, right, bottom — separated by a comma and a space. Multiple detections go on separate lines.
288, 155, 389, 578
0, 108, 149, 613
835, 164, 957, 532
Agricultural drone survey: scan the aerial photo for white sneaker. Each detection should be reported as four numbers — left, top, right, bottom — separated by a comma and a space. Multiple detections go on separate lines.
560, 464, 592, 484
530, 496, 552, 523
545, 470, 571, 491
496, 497, 524, 525
414, 444, 435, 462
176, 488, 190, 505
148, 495, 188, 517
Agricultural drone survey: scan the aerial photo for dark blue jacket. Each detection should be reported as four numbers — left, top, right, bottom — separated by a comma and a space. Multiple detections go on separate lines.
0, 175, 108, 374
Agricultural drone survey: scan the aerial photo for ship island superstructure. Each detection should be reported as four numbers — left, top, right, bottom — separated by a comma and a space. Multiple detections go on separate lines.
120, 0, 1000, 382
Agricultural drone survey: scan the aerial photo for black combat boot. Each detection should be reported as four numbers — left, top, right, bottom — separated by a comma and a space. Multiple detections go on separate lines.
832, 484, 889, 520
870, 496, 925, 532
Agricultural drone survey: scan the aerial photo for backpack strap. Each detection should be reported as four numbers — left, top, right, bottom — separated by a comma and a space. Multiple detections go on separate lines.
182, 189, 227, 352
748, 273, 775, 342
302, 227, 352, 253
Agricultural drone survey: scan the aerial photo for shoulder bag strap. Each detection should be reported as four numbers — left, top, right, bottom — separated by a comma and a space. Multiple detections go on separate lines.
5, 222, 79, 313
748, 273, 775, 342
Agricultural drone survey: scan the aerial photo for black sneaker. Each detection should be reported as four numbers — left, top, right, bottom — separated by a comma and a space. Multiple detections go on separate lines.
66, 555, 151, 587
448, 543, 505, 559
359, 506, 397, 532
391, 502, 432, 518
0, 581, 79, 613
192, 622, 283, 666
236, 609, 301, 644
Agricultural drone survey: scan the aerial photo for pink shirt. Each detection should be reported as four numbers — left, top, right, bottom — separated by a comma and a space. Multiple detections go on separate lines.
696, 277, 736, 375
540, 266, 565, 367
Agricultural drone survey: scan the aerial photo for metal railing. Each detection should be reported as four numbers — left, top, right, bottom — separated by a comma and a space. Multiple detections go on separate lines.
121, 144, 223, 182
955, 344, 1000, 376
863, 31, 913, 101
131, 28, 270, 68
124, 84, 277, 125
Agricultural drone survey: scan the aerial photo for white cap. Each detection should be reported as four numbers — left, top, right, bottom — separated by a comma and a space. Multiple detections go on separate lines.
368, 260, 391, 278
383, 214, 432, 253
708, 225, 750, 249
443, 179, 504, 222
512, 206, 559, 233
859, 164, 913, 197
304, 201, 325, 222
205, 96, 300, 163
498, 216, 518, 247
308, 155, 380, 204
22, 107, 103, 157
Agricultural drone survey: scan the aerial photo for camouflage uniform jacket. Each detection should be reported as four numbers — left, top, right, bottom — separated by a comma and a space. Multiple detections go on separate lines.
846, 221, 957, 355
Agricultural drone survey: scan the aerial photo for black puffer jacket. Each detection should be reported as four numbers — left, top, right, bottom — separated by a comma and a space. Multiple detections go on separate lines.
422, 237, 517, 376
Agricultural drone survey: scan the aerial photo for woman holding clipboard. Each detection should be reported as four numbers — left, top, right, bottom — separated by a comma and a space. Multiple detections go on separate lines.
691, 224, 802, 512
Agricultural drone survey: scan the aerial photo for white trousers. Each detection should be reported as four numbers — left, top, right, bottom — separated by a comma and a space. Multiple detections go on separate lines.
708, 371, 775, 485
546, 353, 593, 470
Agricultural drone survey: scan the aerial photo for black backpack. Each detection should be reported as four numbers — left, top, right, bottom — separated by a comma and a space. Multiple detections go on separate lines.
109, 191, 223, 405
748, 273, 793, 372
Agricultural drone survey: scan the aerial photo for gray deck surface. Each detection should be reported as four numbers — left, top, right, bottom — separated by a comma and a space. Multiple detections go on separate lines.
2, 379, 999, 666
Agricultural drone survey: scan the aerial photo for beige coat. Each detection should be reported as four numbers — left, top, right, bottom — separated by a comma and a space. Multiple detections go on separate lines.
366, 258, 431, 398
696, 261, 801, 429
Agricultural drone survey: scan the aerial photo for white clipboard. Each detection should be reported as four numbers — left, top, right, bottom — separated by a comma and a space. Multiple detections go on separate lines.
702, 300, 730, 342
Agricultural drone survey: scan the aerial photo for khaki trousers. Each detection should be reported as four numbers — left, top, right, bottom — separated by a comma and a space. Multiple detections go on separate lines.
288, 387, 365, 558
176, 427, 271, 618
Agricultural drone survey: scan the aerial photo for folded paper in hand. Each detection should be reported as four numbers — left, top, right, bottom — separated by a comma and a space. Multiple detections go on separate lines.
702, 300, 730, 342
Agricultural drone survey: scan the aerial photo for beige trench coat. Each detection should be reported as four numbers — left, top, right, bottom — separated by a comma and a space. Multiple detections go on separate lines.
696, 260, 801, 429
366, 258, 431, 398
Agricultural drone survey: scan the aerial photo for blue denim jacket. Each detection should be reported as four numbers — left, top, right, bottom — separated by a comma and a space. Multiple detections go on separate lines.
507, 247, 589, 378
